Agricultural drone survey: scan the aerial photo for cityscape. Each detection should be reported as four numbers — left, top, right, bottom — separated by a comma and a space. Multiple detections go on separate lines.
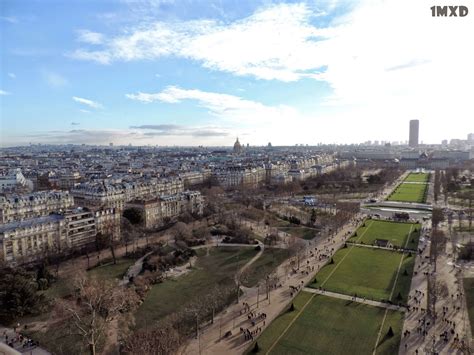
1, 1, 474, 355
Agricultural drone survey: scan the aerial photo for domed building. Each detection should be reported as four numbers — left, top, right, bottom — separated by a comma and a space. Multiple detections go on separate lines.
233, 137, 243, 155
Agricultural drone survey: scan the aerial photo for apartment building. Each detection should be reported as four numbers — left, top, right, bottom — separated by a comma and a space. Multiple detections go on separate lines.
126, 191, 203, 229
0, 207, 119, 265
0, 191, 74, 223
71, 178, 184, 210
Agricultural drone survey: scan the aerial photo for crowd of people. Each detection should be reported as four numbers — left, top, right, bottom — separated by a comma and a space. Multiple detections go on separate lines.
2, 326, 39, 351
401, 224, 468, 353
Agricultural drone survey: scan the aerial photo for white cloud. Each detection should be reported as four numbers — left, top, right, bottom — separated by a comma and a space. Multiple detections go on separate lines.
42, 70, 68, 88
8, 73, 16, 79
126, 86, 297, 125
71, 1, 474, 143
0, 90, 10, 96
73, 96, 103, 109
76, 29, 105, 45
70, 3, 328, 81
0, 16, 18, 24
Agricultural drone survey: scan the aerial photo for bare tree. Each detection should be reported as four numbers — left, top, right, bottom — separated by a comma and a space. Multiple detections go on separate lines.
122, 321, 181, 355
58, 274, 138, 355
288, 236, 306, 269
172, 222, 192, 243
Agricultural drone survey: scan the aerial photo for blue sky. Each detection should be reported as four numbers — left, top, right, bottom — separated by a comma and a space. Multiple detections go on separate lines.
1, 0, 473, 146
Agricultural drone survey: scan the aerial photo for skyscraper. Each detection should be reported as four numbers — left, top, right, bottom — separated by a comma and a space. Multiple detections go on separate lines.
409, 120, 419, 148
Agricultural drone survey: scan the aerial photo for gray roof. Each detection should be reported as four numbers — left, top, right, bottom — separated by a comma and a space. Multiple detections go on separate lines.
0, 214, 64, 234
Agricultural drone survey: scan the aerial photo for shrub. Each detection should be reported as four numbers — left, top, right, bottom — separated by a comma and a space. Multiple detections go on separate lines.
387, 326, 394, 337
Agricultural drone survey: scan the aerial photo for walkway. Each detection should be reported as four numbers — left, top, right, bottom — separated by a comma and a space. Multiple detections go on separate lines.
302, 287, 406, 311
346, 242, 415, 253
0, 326, 51, 355
120, 251, 153, 286
180, 216, 362, 355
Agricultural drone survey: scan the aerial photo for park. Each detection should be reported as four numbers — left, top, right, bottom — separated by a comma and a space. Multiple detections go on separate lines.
386, 172, 430, 203
248, 216, 419, 354
348, 219, 421, 249
252, 292, 403, 354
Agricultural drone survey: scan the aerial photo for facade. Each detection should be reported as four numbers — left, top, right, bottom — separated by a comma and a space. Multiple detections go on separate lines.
0, 169, 33, 192
233, 137, 243, 155
71, 178, 184, 210
0, 207, 119, 265
212, 165, 265, 188
126, 191, 203, 229
409, 120, 419, 148
0, 191, 74, 223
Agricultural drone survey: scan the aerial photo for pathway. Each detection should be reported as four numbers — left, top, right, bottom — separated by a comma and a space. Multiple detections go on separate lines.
303, 287, 406, 311
180, 216, 362, 355
0, 326, 51, 355
119, 251, 153, 286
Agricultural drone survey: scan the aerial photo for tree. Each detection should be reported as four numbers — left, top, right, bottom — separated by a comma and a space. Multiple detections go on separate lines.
123, 207, 143, 225
121, 218, 139, 255
59, 275, 138, 355
310, 208, 317, 226
431, 208, 444, 230
288, 237, 306, 269
0, 267, 46, 322
172, 222, 192, 242
387, 326, 394, 337
123, 321, 181, 355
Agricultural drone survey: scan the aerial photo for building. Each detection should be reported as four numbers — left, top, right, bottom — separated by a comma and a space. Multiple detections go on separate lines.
409, 120, 419, 148
233, 137, 243, 155
0, 207, 119, 265
0, 191, 74, 223
71, 178, 184, 210
126, 191, 203, 229
0, 169, 33, 192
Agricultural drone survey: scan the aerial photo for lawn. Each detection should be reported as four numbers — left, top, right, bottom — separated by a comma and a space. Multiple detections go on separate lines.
309, 246, 415, 303
251, 292, 403, 355
242, 248, 289, 287
387, 182, 428, 203
404, 172, 430, 183
348, 219, 420, 249
278, 226, 317, 240
133, 247, 258, 329
88, 257, 134, 281
464, 278, 474, 338
43, 257, 135, 300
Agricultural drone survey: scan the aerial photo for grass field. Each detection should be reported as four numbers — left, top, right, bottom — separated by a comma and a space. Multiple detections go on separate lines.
464, 278, 474, 338
43, 257, 134, 299
278, 226, 317, 240
404, 172, 430, 183
348, 219, 420, 249
243, 248, 289, 287
387, 182, 428, 203
309, 246, 415, 303
88, 257, 134, 281
251, 292, 403, 355
134, 247, 257, 329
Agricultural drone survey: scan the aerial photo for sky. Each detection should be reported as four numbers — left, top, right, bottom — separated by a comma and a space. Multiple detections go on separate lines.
1, 0, 473, 147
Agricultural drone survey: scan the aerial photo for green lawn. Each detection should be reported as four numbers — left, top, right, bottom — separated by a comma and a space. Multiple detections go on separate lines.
278, 226, 317, 240
387, 182, 428, 203
348, 219, 420, 249
251, 292, 403, 355
43, 257, 135, 300
133, 247, 258, 329
404, 172, 430, 183
88, 257, 134, 281
464, 278, 474, 338
309, 246, 415, 303
243, 248, 289, 287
